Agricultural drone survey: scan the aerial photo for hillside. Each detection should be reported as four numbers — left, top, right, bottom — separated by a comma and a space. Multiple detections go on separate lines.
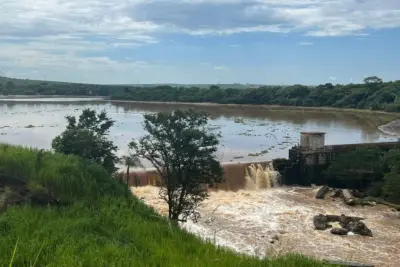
2, 75, 400, 112
0, 144, 331, 266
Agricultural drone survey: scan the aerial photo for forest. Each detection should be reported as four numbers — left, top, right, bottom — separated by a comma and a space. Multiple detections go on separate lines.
1, 76, 400, 112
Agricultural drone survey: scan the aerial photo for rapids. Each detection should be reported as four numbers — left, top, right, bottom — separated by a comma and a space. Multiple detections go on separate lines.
132, 186, 400, 267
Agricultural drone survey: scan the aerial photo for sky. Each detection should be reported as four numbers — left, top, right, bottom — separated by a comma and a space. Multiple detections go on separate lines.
1, 0, 400, 85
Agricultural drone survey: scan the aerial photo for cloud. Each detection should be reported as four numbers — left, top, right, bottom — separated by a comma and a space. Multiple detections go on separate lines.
131, 0, 400, 36
299, 42, 314, 46
214, 66, 230, 71
1, 0, 400, 83
2, 1, 400, 46
329, 76, 337, 81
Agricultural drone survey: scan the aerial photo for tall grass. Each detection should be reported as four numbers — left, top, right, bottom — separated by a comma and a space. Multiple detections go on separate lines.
0, 144, 332, 266
0, 144, 126, 203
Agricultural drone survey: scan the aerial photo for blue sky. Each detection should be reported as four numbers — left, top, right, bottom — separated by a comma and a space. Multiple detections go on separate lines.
1, 0, 400, 85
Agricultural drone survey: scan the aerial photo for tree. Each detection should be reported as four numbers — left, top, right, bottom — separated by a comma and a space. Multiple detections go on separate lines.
364, 76, 383, 84
52, 109, 118, 173
380, 149, 400, 203
324, 148, 385, 189
121, 154, 142, 186
129, 109, 224, 222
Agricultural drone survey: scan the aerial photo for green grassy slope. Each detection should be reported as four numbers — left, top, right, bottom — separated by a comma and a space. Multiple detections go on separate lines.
0, 145, 331, 266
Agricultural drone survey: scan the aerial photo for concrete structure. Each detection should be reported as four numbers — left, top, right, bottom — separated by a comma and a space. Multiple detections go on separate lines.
300, 132, 325, 150
121, 160, 274, 191
280, 133, 400, 186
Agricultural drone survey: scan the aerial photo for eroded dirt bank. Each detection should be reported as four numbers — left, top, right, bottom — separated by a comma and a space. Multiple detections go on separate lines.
132, 186, 400, 267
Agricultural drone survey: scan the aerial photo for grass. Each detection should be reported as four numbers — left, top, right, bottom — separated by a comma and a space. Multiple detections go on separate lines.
0, 144, 333, 266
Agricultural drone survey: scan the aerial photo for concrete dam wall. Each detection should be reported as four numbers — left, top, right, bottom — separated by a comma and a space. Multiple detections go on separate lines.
120, 161, 278, 192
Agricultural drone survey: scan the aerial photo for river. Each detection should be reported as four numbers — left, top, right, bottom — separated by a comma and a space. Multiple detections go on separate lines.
0, 98, 397, 167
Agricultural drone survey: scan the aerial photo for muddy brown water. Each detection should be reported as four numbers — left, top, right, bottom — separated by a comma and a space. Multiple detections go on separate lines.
0, 98, 398, 167
133, 186, 400, 267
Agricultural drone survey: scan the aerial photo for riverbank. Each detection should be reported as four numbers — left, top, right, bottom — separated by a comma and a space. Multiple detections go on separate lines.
378, 120, 400, 137
1, 95, 399, 117
110, 99, 400, 135
109, 99, 400, 117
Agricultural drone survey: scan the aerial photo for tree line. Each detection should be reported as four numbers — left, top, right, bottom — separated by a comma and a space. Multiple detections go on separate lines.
2, 76, 400, 112
324, 147, 400, 204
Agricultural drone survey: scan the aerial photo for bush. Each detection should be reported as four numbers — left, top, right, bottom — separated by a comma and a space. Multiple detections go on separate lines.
0, 144, 126, 204
383, 173, 400, 204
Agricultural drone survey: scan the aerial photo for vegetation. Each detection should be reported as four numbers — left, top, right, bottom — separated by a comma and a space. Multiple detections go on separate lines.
52, 109, 119, 173
324, 147, 400, 204
2, 75, 400, 112
0, 145, 332, 266
130, 109, 224, 222
120, 154, 142, 185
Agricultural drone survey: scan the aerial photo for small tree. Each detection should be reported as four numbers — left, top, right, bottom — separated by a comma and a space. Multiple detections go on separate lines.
52, 109, 118, 173
364, 76, 383, 84
121, 154, 142, 186
129, 109, 224, 222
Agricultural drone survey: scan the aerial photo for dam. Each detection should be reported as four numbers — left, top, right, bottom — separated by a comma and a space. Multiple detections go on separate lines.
122, 132, 400, 190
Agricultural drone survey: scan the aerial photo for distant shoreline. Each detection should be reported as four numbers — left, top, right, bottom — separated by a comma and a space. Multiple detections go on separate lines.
0, 95, 398, 116
108, 99, 400, 115
378, 120, 400, 137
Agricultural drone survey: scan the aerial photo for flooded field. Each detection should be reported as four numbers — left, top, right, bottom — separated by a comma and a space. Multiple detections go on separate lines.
0, 98, 397, 167
132, 186, 400, 267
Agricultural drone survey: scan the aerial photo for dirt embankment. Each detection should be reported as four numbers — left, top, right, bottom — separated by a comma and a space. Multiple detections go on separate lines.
379, 120, 400, 137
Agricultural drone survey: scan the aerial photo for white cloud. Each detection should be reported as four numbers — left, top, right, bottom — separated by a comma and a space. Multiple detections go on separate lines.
329, 76, 337, 81
214, 66, 230, 71
1, 0, 400, 83
131, 0, 400, 36
299, 42, 314, 46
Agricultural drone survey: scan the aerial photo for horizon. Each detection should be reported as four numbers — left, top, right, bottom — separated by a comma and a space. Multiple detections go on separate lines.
1, 0, 400, 84
2, 75, 399, 87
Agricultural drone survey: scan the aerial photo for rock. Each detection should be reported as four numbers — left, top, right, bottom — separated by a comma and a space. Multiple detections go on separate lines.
313, 214, 372, 237
331, 228, 349, 236
331, 189, 342, 198
278, 230, 287, 235
326, 215, 340, 222
338, 214, 364, 228
316, 186, 330, 199
352, 190, 366, 198
346, 221, 373, 237
342, 189, 355, 206
313, 214, 328, 230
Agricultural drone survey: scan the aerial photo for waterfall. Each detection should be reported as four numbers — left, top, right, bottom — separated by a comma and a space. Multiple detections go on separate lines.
244, 167, 257, 190
244, 162, 279, 190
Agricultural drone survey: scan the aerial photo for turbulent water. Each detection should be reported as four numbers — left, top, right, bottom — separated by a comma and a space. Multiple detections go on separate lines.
0, 98, 396, 167
245, 162, 279, 190
132, 186, 400, 267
